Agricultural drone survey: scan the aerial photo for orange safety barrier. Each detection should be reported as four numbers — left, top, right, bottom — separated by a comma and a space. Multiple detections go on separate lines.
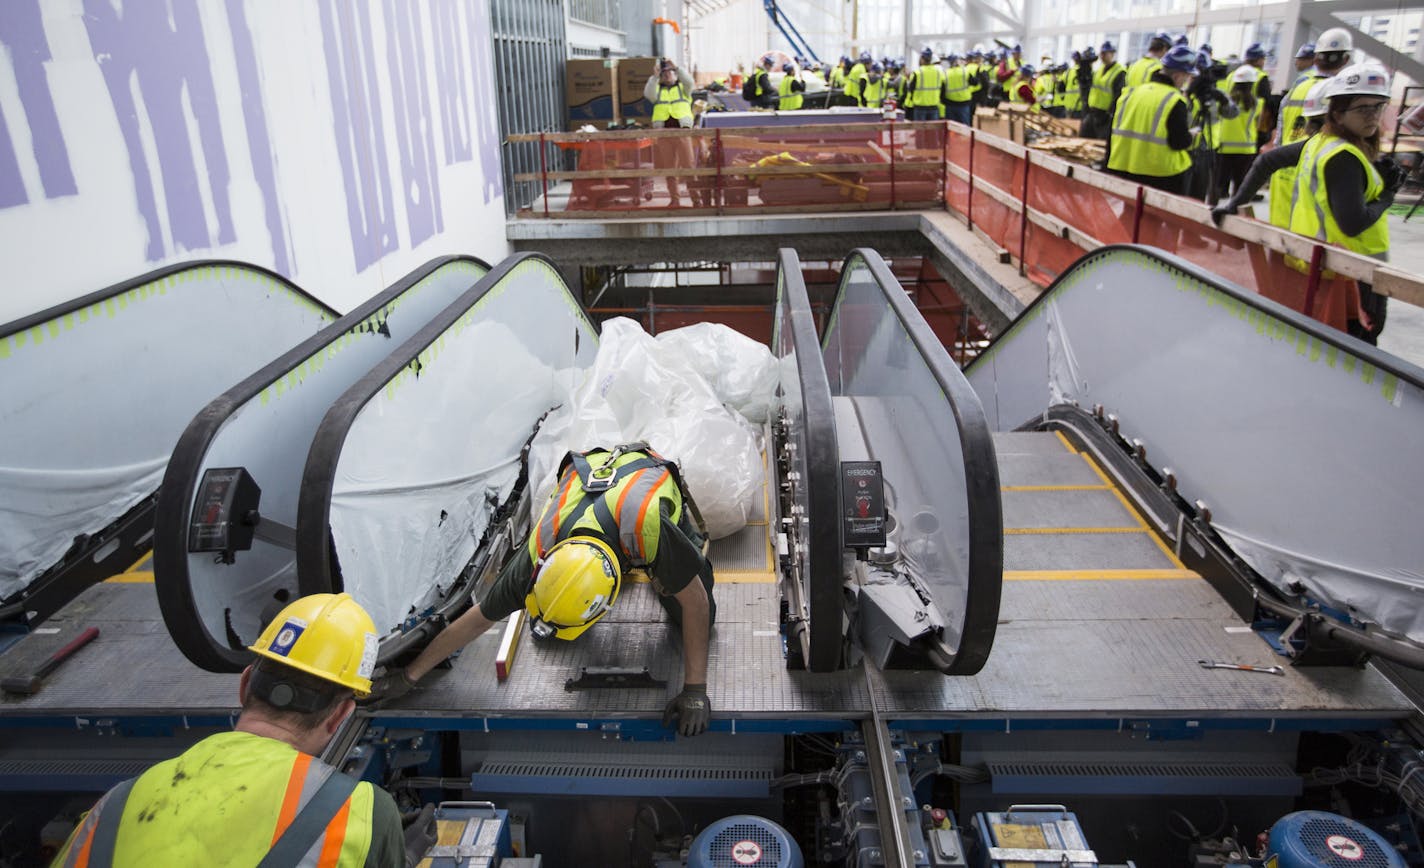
513, 122, 1420, 335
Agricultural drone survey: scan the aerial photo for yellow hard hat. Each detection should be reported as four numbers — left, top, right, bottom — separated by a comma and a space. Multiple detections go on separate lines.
249, 593, 379, 697
526, 536, 622, 640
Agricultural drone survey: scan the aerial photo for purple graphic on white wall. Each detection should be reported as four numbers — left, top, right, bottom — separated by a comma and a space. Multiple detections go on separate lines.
225, 0, 294, 276
0, 0, 78, 207
84, 0, 236, 261
384, 0, 443, 249
319, 0, 399, 273
431, 0, 473, 166
466, 0, 503, 206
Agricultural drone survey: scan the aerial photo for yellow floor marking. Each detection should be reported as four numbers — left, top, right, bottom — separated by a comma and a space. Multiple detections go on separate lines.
1004, 526, 1147, 535
105, 571, 154, 584
125, 552, 153, 572
1076, 451, 1189, 570
1053, 430, 1079, 454
1004, 568, 1200, 581
1001, 484, 1110, 492
710, 570, 778, 583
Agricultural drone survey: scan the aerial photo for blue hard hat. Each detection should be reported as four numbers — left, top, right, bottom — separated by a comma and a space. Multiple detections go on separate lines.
1199, 42, 1213, 55
1161, 44, 1200, 73
859, 50, 873, 62
1013, 43, 1022, 52
1295, 42, 1315, 59
1152, 30, 1172, 44
782, 62, 794, 73
1245, 42, 1266, 60
870, 62, 883, 72
1100, 40, 1116, 52
946, 53, 960, 63
921, 46, 934, 57
1020, 64, 1036, 76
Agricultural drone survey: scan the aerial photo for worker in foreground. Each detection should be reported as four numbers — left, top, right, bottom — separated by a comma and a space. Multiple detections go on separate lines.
52, 594, 415, 867
1105, 44, 1199, 195
375, 443, 717, 737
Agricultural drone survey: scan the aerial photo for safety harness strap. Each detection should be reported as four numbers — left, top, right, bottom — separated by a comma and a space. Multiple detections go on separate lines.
86, 778, 137, 867
256, 770, 358, 868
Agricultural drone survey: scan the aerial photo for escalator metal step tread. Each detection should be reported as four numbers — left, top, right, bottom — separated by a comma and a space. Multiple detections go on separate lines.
1001, 488, 1137, 529
1004, 530, 1177, 571
996, 452, 1104, 487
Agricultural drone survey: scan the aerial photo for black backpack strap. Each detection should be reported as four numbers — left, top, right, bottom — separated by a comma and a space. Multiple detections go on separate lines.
256, 771, 359, 868
86, 777, 137, 867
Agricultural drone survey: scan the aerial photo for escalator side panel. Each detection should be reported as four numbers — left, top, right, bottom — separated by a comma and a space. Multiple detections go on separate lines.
1, 261, 335, 617
823, 250, 1002, 674
155, 256, 490, 671
297, 255, 599, 650
772, 249, 843, 672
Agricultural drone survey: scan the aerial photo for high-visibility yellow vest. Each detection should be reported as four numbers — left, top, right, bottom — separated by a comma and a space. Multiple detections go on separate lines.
530, 448, 682, 567
944, 66, 972, 103
1107, 80, 1190, 177
909, 63, 943, 108
845, 62, 867, 99
1008, 73, 1028, 102
1062, 66, 1081, 111
1280, 72, 1326, 144
1088, 62, 1126, 111
1288, 134, 1389, 258
1216, 100, 1261, 154
1032, 73, 1055, 106
830, 66, 846, 87
965, 62, 982, 95
54, 732, 378, 867
652, 83, 692, 123
1126, 55, 1161, 89
1269, 163, 1299, 228
778, 75, 803, 110
861, 77, 884, 107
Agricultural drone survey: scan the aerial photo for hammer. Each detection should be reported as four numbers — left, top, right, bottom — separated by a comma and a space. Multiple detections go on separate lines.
2, 627, 100, 696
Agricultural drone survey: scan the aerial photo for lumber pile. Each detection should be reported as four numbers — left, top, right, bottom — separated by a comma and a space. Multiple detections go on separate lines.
1027, 135, 1104, 164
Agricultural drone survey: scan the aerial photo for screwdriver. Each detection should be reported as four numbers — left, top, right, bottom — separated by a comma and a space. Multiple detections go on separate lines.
1198, 659, 1285, 676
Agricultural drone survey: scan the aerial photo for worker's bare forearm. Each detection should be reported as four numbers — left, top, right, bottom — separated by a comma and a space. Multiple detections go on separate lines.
674, 580, 710, 686
406, 604, 496, 681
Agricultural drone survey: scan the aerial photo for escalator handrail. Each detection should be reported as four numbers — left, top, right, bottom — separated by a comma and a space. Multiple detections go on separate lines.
772, 248, 844, 673
830, 249, 1003, 675
154, 255, 490, 672
963, 243, 1424, 392
295, 253, 598, 601
0, 259, 336, 338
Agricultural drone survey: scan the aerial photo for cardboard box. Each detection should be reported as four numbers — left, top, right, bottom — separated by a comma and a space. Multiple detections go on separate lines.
567, 58, 619, 125
619, 57, 661, 121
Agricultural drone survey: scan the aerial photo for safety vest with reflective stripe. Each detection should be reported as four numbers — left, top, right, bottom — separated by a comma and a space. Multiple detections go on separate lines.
944, 66, 972, 103
908, 63, 943, 108
1280, 71, 1326, 144
844, 63, 867, 99
778, 75, 803, 110
1107, 80, 1190, 177
1032, 73, 1055, 106
652, 83, 692, 123
54, 732, 376, 868
1126, 55, 1161, 89
1088, 62, 1126, 111
1061, 66, 1081, 111
530, 448, 683, 567
1288, 134, 1389, 258
1216, 100, 1261, 154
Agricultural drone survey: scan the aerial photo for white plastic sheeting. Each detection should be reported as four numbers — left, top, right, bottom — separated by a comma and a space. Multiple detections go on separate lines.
0, 265, 331, 600
966, 249, 1424, 644
528, 318, 778, 541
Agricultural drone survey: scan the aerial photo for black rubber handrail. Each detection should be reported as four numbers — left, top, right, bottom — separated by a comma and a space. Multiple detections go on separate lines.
964, 243, 1424, 392
773, 248, 843, 673
0, 259, 335, 338
295, 253, 598, 640
155, 255, 491, 672
828, 249, 1003, 675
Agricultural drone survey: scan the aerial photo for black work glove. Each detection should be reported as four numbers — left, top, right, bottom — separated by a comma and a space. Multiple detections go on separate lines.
361, 668, 418, 707
1375, 157, 1406, 193
662, 683, 710, 737
1210, 202, 1237, 226
402, 803, 437, 867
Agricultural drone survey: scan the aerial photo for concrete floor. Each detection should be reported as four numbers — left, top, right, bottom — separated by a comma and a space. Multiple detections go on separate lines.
1379, 207, 1424, 369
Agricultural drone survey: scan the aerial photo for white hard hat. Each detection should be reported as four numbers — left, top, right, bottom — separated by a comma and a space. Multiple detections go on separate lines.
1316, 27, 1353, 54
1301, 80, 1331, 118
1323, 62, 1390, 100
1230, 65, 1258, 85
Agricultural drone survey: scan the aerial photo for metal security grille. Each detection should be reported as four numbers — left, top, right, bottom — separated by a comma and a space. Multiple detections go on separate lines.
570, 0, 622, 30
490, 0, 568, 214
707, 822, 786, 868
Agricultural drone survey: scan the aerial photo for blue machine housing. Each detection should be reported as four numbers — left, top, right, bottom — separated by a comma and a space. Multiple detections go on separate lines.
688, 815, 804, 868
1268, 812, 1407, 868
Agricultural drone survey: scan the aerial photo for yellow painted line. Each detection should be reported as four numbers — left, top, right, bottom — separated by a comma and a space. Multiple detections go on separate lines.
712, 570, 778, 584
1053, 430, 1079, 454
1004, 526, 1146, 535
105, 571, 154, 584
125, 552, 153, 573
1001, 484, 1110, 492
1077, 451, 1190, 571
1004, 569, 1200, 581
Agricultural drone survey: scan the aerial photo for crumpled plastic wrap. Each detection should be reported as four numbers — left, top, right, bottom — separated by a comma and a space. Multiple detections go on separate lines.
528, 318, 777, 540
